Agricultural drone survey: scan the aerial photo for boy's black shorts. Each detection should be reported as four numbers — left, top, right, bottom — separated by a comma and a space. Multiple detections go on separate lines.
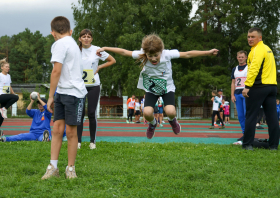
135, 110, 141, 116
54, 93, 85, 126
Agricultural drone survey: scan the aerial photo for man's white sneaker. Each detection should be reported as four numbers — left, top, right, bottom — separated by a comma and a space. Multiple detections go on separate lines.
77, 142, 81, 149
41, 164, 60, 180
89, 143, 96, 149
0, 108, 7, 119
233, 141, 242, 145
65, 166, 77, 179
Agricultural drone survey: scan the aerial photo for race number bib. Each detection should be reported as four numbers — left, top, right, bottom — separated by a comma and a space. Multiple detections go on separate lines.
82, 69, 95, 85
235, 77, 246, 88
3, 86, 10, 94
142, 73, 167, 95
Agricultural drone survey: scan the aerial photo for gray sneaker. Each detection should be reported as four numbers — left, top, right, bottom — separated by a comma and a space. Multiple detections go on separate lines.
41, 164, 60, 180
42, 130, 49, 142
146, 119, 157, 139
65, 166, 77, 179
169, 118, 181, 135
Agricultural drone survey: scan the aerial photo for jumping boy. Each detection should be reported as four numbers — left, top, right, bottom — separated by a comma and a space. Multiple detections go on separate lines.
42, 16, 87, 179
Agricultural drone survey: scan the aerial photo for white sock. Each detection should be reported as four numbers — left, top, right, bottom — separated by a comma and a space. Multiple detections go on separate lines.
168, 117, 174, 122
214, 122, 216, 124
150, 118, 156, 125
50, 160, 58, 169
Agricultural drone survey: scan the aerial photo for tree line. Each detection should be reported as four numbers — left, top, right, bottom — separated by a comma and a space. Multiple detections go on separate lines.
1, 0, 280, 103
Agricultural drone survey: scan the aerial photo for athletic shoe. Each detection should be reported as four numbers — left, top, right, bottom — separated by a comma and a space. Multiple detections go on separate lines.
0, 108, 7, 119
77, 142, 81, 149
65, 166, 77, 179
162, 121, 165, 123
237, 136, 244, 141
62, 136, 67, 142
144, 121, 147, 125
89, 143, 96, 149
146, 119, 157, 139
214, 124, 219, 127
126, 120, 129, 124
233, 141, 242, 145
41, 164, 60, 180
209, 126, 215, 129
256, 126, 264, 129
159, 124, 163, 127
227, 122, 230, 124
130, 122, 134, 124
0, 136, 6, 142
169, 118, 181, 135
42, 130, 49, 142
219, 126, 225, 129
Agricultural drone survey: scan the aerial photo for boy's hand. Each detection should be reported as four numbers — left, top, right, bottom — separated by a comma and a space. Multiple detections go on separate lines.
47, 97, 54, 113
209, 49, 219, 56
211, 97, 214, 102
94, 67, 100, 75
37, 92, 41, 99
96, 48, 105, 57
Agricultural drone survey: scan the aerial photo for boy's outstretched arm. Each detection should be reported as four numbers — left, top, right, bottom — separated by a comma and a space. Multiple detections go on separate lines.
179, 49, 219, 59
47, 62, 62, 113
96, 47, 133, 57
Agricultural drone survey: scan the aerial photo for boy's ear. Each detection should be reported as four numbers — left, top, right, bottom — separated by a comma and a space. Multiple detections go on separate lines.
70, 30, 73, 36
50, 31, 56, 38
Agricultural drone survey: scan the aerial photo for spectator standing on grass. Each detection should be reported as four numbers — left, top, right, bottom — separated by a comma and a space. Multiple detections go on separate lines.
77, 29, 116, 150
0, 93, 51, 142
242, 27, 279, 150
42, 16, 87, 179
127, 95, 136, 123
231, 50, 248, 144
256, 106, 265, 129
214, 89, 223, 126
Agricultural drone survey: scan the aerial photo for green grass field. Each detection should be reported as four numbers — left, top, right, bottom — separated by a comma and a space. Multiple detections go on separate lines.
1, 141, 279, 197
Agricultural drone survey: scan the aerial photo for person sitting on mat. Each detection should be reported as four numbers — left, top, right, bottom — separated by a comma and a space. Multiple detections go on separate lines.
0, 93, 52, 142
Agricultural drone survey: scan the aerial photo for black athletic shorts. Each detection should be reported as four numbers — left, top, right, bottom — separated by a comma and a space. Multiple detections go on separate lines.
144, 91, 175, 108
54, 93, 85, 126
135, 110, 141, 115
225, 115, 229, 117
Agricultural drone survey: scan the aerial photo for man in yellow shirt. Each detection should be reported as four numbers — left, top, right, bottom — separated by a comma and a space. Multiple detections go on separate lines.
242, 27, 279, 150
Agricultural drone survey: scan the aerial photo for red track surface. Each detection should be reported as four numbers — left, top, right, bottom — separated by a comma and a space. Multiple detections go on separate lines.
2, 118, 269, 139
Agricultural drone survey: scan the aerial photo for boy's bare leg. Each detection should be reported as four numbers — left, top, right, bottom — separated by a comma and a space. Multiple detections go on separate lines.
51, 120, 65, 160
66, 124, 78, 166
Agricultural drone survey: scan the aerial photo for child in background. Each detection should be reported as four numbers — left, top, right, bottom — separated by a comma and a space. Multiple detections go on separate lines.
276, 99, 280, 121
134, 98, 141, 123
97, 33, 218, 139
224, 101, 230, 124
141, 95, 147, 124
209, 90, 225, 129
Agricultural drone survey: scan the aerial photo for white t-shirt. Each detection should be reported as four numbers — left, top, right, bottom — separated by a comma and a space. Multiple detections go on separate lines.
51, 36, 87, 98
81, 45, 109, 87
135, 102, 141, 111
132, 49, 180, 95
213, 96, 222, 111
0, 73, 12, 95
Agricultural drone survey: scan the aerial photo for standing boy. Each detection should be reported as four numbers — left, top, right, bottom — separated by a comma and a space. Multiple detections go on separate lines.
231, 50, 248, 143
42, 16, 87, 179
126, 95, 135, 123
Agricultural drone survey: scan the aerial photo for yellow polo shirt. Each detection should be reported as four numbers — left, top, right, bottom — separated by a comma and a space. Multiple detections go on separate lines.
245, 41, 277, 88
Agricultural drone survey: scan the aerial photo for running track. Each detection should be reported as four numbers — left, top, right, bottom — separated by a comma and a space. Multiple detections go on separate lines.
1, 118, 270, 144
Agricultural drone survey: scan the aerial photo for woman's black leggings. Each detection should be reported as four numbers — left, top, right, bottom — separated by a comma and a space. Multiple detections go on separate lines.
0, 94, 19, 126
77, 86, 100, 143
212, 110, 224, 126
127, 109, 134, 122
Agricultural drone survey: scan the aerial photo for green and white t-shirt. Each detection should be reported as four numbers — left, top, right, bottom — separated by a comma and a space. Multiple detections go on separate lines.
132, 49, 180, 95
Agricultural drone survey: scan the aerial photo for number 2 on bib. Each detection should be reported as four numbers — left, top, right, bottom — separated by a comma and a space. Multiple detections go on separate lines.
82, 69, 95, 85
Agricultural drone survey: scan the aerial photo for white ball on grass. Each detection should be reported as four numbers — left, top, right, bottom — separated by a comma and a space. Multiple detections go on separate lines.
31, 92, 38, 100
